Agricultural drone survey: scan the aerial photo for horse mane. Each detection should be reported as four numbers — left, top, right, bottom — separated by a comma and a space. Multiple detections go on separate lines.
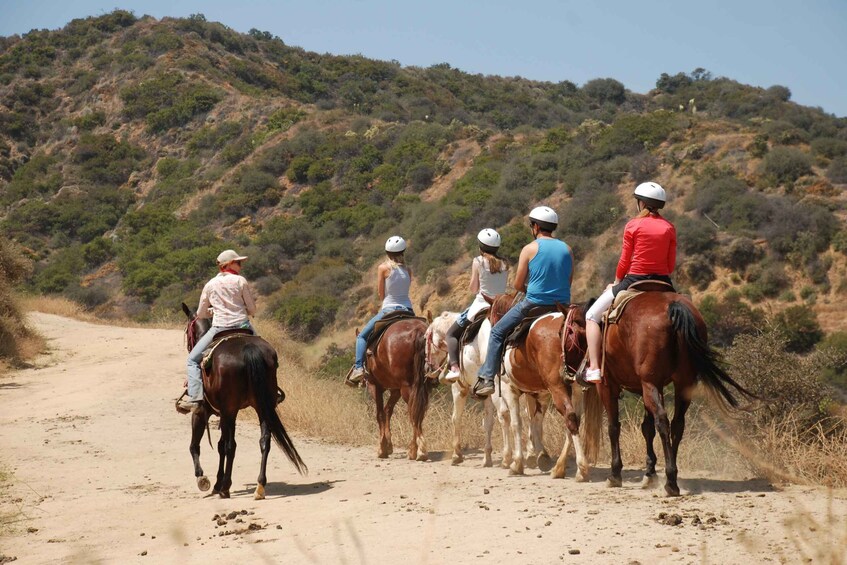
489, 292, 515, 322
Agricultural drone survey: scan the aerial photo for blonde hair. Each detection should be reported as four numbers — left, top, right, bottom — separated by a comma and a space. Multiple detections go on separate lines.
386, 251, 406, 270
481, 251, 505, 274
637, 207, 661, 219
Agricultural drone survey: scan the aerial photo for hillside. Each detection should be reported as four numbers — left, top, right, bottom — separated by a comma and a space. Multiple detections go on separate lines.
1, 10, 846, 353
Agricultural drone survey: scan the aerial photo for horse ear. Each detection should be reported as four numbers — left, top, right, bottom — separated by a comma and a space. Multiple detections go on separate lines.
181, 302, 192, 318
482, 293, 494, 305
426, 310, 433, 324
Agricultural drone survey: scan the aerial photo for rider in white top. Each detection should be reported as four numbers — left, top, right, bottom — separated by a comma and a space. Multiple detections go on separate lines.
348, 236, 415, 385
444, 229, 509, 382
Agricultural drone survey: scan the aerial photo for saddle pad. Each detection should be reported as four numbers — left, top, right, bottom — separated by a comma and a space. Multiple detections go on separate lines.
368, 313, 427, 354
504, 305, 560, 348
603, 289, 642, 325
461, 307, 490, 345
201, 330, 254, 371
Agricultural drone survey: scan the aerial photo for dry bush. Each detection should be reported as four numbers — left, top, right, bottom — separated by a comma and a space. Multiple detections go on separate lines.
0, 240, 38, 369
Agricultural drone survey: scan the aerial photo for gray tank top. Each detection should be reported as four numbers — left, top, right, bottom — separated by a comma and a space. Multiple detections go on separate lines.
382, 265, 413, 309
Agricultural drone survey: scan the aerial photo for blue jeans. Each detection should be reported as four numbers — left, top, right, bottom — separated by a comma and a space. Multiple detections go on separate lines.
478, 298, 537, 380
186, 321, 254, 400
455, 306, 470, 328
355, 306, 414, 369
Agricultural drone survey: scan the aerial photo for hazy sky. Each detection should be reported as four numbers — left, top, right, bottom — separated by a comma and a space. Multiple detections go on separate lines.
2, 0, 845, 117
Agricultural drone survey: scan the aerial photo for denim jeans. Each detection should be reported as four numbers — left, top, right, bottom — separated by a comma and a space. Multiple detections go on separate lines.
186, 321, 254, 400
355, 306, 413, 369
477, 298, 537, 380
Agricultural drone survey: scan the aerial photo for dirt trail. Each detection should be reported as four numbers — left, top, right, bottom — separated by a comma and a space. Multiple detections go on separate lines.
1, 313, 845, 564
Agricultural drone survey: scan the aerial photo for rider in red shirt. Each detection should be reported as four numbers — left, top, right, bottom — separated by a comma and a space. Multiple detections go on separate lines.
582, 182, 677, 383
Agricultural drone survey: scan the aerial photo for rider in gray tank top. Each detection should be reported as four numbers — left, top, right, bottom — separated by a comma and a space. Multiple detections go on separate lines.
382, 266, 413, 310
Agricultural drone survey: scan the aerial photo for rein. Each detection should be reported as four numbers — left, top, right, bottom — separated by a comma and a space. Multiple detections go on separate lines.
185, 316, 199, 352
560, 306, 585, 378
424, 326, 446, 377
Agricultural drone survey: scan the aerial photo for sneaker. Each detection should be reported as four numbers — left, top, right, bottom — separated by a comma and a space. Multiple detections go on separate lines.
444, 366, 462, 383
176, 397, 202, 414
473, 377, 495, 397
583, 368, 602, 384
347, 366, 365, 386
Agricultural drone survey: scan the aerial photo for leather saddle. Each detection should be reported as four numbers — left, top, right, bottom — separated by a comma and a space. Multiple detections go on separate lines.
367, 310, 427, 353
504, 304, 563, 348
201, 328, 254, 371
460, 307, 490, 346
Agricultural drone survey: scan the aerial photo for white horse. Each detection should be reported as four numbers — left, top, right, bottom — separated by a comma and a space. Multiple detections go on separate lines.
427, 311, 548, 468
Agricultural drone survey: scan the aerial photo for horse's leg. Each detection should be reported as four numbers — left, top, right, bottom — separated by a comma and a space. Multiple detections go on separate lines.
503, 386, 524, 475
255, 419, 271, 500
481, 396, 495, 468
642, 382, 677, 496
190, 407, 210, 492
524, 395, 540, 469
533, 394, 550, 463
384, 389, 401, 456
451, 383, 468, 465
640, 408, 659, 489
599, 383, 623, 487
668, 386, 692, 495
220, 414, 237, 498
369, 381, 390, 459
549, 385, 586, 481
398, 386, 419, 460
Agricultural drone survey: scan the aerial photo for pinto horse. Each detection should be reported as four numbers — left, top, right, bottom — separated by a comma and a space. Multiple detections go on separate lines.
426, 311, 520, 468
599, 290, 754, 496
488, 293, 603, 480
181, 303, 306, 499
362, 317, 433, 461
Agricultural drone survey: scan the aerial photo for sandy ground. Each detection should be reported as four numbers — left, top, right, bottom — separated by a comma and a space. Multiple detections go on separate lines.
1, 313, 846, 564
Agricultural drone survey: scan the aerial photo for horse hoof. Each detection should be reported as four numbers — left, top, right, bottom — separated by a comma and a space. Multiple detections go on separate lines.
550, 467, 565, 480
416, 453, 429, 462
641, 474, 658, 489
197, 476, 210, 492
606, 477, 623, 488
575, 470, 589, 483
664, 484, 681, 497
219, 491, 230, 499
509, 462, 524, 476
451, 454, 464, 466
482, 458, 493, 468
525, 454, 538, 469
254, 485, 265, 500
377, 450, 389, 459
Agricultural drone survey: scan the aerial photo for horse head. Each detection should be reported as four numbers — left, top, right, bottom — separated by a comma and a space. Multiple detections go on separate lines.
182, 302, 212, 352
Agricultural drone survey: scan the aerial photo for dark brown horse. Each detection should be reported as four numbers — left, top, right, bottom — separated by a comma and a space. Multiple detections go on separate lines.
361, 317, 433, 461
487, 293, 603, 479
181, 303, 306, 499
599, 291, 754, 496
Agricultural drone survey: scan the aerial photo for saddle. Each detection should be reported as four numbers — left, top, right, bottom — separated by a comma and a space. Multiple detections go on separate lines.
460, 307, 490, 346
504, 304, 561, 348
603, 280, 675, 325
367, 310, 427, 356
201, 328, 254, 372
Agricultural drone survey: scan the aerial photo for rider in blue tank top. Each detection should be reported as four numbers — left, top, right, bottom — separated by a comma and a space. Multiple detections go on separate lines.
526, 239, 572, 305
473, 206, 574, 397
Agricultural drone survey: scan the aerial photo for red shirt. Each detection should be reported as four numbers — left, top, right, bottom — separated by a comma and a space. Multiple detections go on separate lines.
615, 215, 677, 280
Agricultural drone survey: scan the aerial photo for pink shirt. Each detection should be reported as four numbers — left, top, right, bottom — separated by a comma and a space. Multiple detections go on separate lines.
197, 272, 256, 328
616, 215, 677, 280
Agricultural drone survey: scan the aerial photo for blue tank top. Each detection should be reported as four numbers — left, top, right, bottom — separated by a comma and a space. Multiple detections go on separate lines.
526, 239, 572, 305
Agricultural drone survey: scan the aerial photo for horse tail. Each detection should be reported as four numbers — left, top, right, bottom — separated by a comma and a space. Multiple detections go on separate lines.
244, 343, 307, 475
409, 329, 430, 432
668, 301, 755, 409
577, 383, 603, 465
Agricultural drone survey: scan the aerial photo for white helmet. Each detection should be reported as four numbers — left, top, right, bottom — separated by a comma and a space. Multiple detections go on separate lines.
633, 182, 666, 209
216, 249, 248, 265
385, 236, 407, 253
529, 206, 558, 226
477, 228, 501, 248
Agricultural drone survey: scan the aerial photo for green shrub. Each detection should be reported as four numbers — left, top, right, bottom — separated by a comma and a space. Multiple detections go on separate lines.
717, 237, 764, 269
827, 157, 847, 184
811, 137, 847, 159
698, 293, 764, 347
582, 78, 626, 105
747, 134, 769, 158
678, 254, 715, 290
74, 133, 146, 185
759, 146, 812, 184
120, 73, 222, 133
595, 111, 681, 157
771, 305, 823, 353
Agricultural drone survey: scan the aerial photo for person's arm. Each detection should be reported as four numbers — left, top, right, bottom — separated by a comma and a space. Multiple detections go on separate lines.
469, 257, 480, 294
614, 223, 634, 283
567, 244, 574, 285
377, 263, 388, 301
241, 278, 257, 317
197, 282, 212, 319
513, 242, 536, 293
667, 224, 677, 274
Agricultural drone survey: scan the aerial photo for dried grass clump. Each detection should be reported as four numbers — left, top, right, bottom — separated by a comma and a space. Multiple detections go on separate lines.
0, 240, 40, 370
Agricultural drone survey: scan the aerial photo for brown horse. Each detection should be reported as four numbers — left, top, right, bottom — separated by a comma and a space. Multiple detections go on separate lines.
362, 317, 433, 461
488, 293, 603, 479
181, 303, 306, 499
599, 291, 754, 496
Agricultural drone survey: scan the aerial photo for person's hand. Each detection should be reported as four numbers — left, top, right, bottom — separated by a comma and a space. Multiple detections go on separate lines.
604, 283, 614, 291
182, 378, 188, 389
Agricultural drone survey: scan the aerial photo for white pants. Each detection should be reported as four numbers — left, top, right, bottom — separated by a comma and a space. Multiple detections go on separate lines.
586, 287, 614, 324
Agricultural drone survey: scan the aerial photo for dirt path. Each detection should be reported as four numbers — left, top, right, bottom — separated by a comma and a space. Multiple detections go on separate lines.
1, 313, 845, 564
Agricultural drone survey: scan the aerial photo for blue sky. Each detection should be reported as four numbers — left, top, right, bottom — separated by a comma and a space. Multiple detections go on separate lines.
2, 0, 846, 117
